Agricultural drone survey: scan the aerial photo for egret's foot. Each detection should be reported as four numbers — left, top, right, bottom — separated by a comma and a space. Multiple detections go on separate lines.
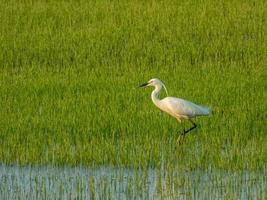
176, 134, 184, 145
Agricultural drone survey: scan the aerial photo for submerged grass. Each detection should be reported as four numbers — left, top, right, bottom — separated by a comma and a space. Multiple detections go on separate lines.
0, 0, 266, 170
0, 165, 266, 199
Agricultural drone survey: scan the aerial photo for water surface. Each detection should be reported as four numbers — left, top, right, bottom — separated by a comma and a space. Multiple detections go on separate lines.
0, 165, 266, 199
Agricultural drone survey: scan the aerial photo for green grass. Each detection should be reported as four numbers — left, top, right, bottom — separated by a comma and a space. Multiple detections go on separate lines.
0, 0, 266, 170
0, 165, 266, 199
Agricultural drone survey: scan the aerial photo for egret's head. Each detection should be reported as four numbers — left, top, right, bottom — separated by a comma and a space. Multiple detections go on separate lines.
139, 78, 168, 95
139, 78, 162, 87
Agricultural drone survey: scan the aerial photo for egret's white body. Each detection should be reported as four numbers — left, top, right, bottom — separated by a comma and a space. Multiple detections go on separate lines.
141, 78, 209, 122
139, 78, 210, 144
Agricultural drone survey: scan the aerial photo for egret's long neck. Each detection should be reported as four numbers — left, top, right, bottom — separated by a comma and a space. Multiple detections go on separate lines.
151, 84, 162, 107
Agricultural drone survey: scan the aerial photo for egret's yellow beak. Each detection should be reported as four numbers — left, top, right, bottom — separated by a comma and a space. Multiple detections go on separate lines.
139, 82, 148, 88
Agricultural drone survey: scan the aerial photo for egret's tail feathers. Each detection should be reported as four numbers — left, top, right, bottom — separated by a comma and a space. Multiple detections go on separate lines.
202, 107, 211, 116
197, 106, 210, 116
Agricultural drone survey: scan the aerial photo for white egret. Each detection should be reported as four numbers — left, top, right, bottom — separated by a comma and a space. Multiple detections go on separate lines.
139, 78, 210, 145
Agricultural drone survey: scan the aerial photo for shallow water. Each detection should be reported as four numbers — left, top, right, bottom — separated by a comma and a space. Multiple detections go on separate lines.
0, 165, 266, 199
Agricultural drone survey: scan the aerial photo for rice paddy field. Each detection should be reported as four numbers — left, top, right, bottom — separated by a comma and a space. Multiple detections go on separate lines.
0, 0, 266, 198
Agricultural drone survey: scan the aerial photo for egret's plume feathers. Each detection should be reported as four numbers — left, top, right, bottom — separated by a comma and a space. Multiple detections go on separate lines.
162, 83, 168, 96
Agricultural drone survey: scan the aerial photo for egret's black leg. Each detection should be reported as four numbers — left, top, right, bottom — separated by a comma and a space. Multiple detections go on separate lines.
176, 123, 185, 145
182, 119, 197, 136
176, 119, 197, 145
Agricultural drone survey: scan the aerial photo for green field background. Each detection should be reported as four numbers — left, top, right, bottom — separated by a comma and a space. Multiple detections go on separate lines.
0, 0, 266, 170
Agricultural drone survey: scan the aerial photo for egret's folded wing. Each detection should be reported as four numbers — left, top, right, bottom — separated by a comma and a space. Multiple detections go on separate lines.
162, 97, 209, 117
